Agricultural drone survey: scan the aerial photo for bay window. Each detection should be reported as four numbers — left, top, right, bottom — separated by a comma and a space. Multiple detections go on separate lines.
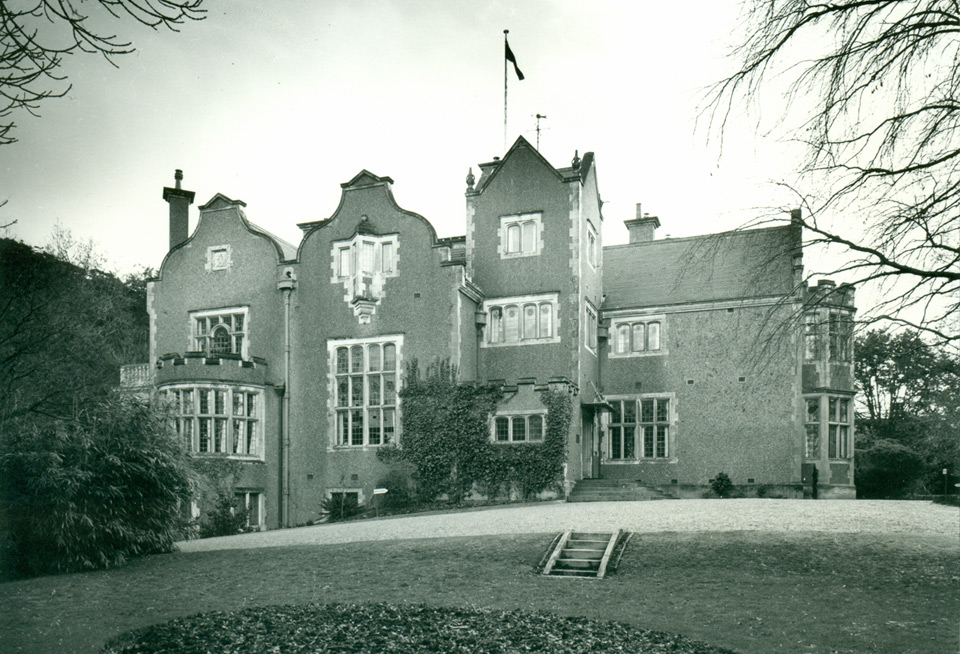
161, 384, 262, 458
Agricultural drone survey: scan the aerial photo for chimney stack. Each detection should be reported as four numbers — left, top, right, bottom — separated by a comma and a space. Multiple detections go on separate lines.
162, 169, 195, 250
623, 203, 660, 243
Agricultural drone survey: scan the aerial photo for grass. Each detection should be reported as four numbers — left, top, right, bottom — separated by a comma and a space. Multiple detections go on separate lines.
1, 530, 957, 654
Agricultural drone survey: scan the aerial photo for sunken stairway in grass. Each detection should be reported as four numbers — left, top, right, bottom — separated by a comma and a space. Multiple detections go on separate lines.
566, 478, 676, 502
542, 530, 621, 578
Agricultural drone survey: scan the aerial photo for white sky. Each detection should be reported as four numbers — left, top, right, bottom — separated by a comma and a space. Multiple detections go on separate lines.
1, 0, 804, 274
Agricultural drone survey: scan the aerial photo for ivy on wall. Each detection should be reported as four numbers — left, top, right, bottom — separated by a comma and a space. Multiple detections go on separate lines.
378, 360, 571, 502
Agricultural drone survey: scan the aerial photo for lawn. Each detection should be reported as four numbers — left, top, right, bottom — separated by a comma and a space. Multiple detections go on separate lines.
1, 528, 956, 654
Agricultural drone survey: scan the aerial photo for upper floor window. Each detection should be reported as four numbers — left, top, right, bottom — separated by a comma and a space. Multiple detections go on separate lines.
804, 311, 852, 362
161, 385, 262, 458
192, 308, 248, 357
330, 336, 401, 447
586, 222, 599, 268
492, 412, 545, 443
607, 396, 673, 460
499, 213, 542, 258
335, 235, 398, 279
483, 293, 559, 347
585, 303, 598, 353
610, 317, 663, 357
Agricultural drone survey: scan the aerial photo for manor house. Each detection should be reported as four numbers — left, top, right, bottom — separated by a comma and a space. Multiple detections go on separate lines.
122, 136, 856, 529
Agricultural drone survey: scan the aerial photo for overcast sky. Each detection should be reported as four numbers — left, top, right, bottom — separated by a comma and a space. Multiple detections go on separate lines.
1, 1, 803, 274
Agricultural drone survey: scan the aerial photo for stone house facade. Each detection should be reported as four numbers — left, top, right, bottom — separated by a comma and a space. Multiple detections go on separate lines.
126, 137, 856, 530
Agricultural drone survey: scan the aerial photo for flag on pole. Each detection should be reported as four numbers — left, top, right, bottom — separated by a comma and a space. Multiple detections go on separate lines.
505, 36, 524, 81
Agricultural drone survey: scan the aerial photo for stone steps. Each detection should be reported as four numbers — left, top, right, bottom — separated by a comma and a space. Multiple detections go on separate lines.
566, 479, 675, 502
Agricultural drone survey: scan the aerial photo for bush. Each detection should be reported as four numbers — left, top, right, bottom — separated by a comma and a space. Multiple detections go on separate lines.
710, 473, 733, 498
0, 396, 192, 578
375, 467, 416, 509
321, 494, 363, 522
198, 492, 248, 539
856, 439, 926, 498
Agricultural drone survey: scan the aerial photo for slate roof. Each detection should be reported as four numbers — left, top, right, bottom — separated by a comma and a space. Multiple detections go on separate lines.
602, 225, 796, 310
248, 221, 298, 261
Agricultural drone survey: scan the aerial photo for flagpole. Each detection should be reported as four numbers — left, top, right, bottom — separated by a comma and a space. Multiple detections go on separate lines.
503, 29, 509, 152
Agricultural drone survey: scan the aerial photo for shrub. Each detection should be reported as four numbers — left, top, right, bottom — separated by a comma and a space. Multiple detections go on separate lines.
811, 466, 819, 499
198, 492, 248, 539
856, 439, 926, 498
0, 396, 192, 578
755, 485, 768, 498
321, 494, 363, 522
710, 473, 733, 498
375, 466, 416, 509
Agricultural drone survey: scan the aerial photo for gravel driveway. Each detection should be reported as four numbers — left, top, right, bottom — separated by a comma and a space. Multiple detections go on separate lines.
178, 499, 959, 552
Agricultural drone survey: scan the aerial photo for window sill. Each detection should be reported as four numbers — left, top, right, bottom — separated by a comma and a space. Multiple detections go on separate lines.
603, 457, 676, 464
491, 440, 544, 445
191, 453, 265, 462
608, 350, 667, 359
500, 251, 539, 259
482, 338, 560, 348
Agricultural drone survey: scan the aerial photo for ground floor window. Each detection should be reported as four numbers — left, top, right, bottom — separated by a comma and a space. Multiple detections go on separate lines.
606, 396, 673, 460
234, 490, 262, 529
329, 336, 402, 447
492, 412, 545, 443
804, 394, 852, 460
160, 384, 262, 458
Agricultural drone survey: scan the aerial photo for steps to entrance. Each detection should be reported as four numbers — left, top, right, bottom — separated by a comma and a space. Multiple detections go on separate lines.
542, 530, 621, 578
566, 479, 675, 502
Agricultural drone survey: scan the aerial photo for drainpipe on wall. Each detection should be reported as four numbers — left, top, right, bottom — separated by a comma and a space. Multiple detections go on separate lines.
278, 272, 297, 527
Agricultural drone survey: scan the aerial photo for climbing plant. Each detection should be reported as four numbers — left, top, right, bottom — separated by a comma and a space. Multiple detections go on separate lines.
481, 389, 570, 499
379, 360, 571, 503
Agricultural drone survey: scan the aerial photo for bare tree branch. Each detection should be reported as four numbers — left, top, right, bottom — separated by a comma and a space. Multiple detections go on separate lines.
0, 1, 204, 145
704, 1, 960, 346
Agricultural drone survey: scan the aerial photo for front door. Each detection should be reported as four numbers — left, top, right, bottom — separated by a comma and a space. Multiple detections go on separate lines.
582, 409, 601, 479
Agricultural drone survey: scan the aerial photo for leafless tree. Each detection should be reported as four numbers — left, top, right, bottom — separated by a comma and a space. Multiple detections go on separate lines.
0, 0, 204, 145
705, 0, 960, 347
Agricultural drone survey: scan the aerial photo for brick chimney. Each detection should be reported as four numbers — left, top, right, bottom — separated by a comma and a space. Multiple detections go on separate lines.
162, 169, 195, 250
623, 203, 660, 243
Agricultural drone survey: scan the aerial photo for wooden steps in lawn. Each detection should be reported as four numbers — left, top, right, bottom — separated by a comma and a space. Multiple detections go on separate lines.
542, 530, 621, 579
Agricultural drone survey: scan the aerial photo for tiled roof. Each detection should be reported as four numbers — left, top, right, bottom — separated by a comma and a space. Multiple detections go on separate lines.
602, 226, 796, 310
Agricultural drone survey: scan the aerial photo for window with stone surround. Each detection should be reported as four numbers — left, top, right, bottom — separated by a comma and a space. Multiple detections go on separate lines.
192, 308, 248, 357
161, 385, 262, 458
585, 303, 598, 353
483, 294, 559, 347
492, 412, 545, 443
610, 316, 663, 357
606, 396, 673, 460
499, 212, 542, 258
335, 235, 398, 279
828, 397, 851, 459
804, 395, 852, 459
330, 336, 401, 447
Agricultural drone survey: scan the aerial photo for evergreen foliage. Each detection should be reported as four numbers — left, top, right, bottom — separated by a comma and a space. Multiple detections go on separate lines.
855, 329, 959, 497
198, 492, 248, 539
0, 396, 192, 578
710, 473, 733, 498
